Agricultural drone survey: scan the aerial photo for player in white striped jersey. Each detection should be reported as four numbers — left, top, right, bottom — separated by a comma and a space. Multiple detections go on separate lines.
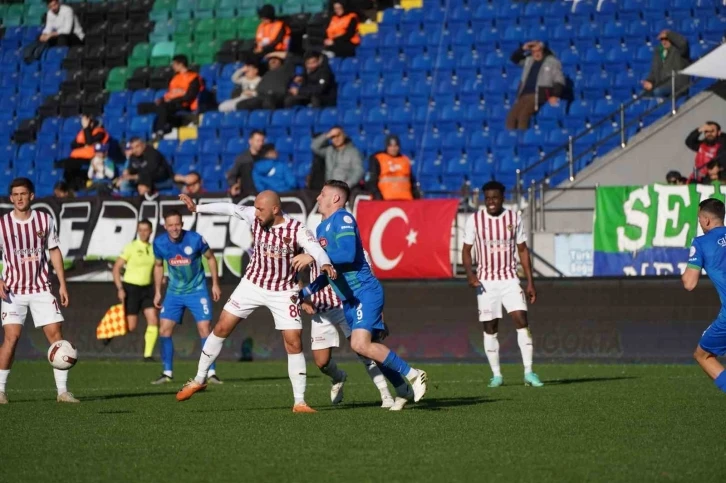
0, 177, 78, 404
301, 254, 394, 407
175, 191, 335, 413
461, 181, 543, 388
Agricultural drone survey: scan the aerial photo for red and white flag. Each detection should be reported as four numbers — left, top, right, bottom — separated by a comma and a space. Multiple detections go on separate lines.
357, 200, 459, 279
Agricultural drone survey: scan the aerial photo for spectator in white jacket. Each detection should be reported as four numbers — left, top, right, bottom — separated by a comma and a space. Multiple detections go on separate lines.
218, 63, 262, 113
24, 0, 84, 62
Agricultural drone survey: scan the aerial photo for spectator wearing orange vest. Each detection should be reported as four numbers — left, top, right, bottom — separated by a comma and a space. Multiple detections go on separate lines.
253, 5, 290, 59
323, 2, 360, 58
367, 135, 419, 200
56, 114, 109, 191
137, 55, 203, 139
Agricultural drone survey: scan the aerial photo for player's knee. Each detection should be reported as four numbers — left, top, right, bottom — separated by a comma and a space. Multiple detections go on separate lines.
350, 339, 368, 356
285, 340, 302, 354
2, 332, 20, 346
694, 347, 705, 362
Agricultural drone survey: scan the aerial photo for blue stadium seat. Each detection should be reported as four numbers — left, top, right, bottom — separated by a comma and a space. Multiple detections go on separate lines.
583, 71, 611, 99
378, 31, 402, 58
444, 156, 470, 177
127, 115, 153, 139
357, 33, 378, 58
337, 82, 360, 110
130, 89, 155, 107
219, 111, 247, 139
104, 116, 127, 140
39, 117, 61, 139
337, 57, 359, 83
268, 109, 294, 138
571, 0, 596, 23
360, 57, 383, 83
360, 82, 383, 104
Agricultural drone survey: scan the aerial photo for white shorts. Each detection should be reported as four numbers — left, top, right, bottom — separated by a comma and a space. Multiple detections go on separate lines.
477, 279, 527, 322
310, 307, 351, 350
223, 278, 302, 331
1, 291, 64, 328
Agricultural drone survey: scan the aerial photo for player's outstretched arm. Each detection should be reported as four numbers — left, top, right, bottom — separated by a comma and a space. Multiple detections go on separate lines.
517, 242, 536, 304
296, 226, 336, 279
49, 248, 69, 307
300, 274, 331, 299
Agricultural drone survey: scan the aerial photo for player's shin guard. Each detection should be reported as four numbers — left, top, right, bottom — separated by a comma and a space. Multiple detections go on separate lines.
53, 368, 68, 396
194, 334, 224, 384
160, 336, 174, 376
359, 355, 392, 399
0, 369, 9, 392
288, 352, 307, 404
382, 350, 419, 382
319, 359, 344, 382
200, 337, 216, 373
517, 327, 534, 374
144, 325, 159, 358
715, 371, 726, 393
483, 332, 502, 377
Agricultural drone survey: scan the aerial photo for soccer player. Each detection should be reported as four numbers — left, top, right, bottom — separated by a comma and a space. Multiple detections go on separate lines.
112, 220, 159, 360
682, 198, 726, 394
461, 181, 543, 388
175, 191, 334, 413
0, 177, 78, 404
152, 210, 222, 385
301, 256, 394, 407
298, 180, 428, 409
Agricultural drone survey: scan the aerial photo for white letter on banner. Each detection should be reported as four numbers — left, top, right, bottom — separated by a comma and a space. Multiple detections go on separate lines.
652, 184, 690, 247
195, 198, 229, 251
616, 186, 651, 252
87, 201, 139, 258
58, 202, 91, 258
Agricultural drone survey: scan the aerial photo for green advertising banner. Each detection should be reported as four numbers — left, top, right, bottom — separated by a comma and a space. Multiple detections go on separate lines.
593, 183, 726, 276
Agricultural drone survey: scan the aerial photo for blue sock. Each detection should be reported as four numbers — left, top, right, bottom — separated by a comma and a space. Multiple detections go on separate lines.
160, 336, 174, 373
377, 362, 406, 388
715, 371, 726, 393
382, 350, 412, 378
201, 337, 216, 372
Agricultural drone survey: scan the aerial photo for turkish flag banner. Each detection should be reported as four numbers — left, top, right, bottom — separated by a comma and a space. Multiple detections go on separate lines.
357, 199, 459, 279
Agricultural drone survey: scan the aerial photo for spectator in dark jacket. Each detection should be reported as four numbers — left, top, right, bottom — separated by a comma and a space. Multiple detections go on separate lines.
642, 29, 690, 97
237, 52, 295, 110
506, 41, 564, 130
226, 130, 266, 196
56, 114, 109, 191
117, 138, 173, 196
284, 52, 337, 108
685, 122, 726, 181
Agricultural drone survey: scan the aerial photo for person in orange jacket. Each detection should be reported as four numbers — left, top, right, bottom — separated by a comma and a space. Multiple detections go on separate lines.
367, 135, 420, 200
253, 4, 290, 58
56, 114, 109, 191
323, 2, 360, 58
137, 55, 203, 139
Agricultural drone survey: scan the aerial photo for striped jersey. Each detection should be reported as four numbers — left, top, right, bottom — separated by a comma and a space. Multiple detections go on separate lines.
195, 202, 331, 292
0, 210, 59, 295
463, 208, 526, 281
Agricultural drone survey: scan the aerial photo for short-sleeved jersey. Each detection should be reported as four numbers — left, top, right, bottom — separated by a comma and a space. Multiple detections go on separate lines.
120, 239, 154, 286
316, 209, 380, 302
463, 208, 525, 281
688, 226, 726, 313
0, 210, 59, 295
153, 230, 209, 295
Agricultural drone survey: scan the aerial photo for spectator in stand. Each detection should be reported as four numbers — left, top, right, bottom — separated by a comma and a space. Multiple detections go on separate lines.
284, 52, 337, 108
237, 52, 295, 110
367, 135, 419, 200
56, 114, 109, 191
666, 170, 688, 185
311, 126, 364, 187
252, 144, 297, 193
250, 4, 290, 63
322, 2, 361, 59
117, 138, 173, 196
53, 181, 74, 199
137, 55, 203, 140
85, 143, 115, 195
685, 122, 726, 181
174, 171, 205, 195
506, 41, 564, 131
24, 0, 84, 62
702, 159, 726, 186
226, 130, 266, 197
642, 30, 690, 97
218, 63, 262, 113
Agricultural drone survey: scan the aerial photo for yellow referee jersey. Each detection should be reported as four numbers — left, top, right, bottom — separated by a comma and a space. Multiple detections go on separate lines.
120, 239, 155, 286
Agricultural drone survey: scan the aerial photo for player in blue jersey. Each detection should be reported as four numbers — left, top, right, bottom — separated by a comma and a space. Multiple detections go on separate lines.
151, 210, 221, 385
682, 198, 726, 394
298, 180, 428, 408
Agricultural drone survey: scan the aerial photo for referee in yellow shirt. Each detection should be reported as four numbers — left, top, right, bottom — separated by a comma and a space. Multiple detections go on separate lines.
112, 220, 159, 360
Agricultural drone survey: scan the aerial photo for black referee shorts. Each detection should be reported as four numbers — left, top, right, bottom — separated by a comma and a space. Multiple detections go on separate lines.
123, 282, 155, 315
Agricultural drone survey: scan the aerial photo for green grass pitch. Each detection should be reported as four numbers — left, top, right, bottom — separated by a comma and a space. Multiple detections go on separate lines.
0, 360, 724, 482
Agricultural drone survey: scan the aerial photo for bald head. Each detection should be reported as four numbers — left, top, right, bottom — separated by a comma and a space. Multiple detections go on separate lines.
254, 190, 284, 228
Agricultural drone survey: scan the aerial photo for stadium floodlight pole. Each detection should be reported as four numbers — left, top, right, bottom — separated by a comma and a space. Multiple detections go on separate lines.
671, 72, 677, 116
568, 135, 574, 182
538, 182, 545, 232
619, 104, 626, 148
528, 180, 536, 233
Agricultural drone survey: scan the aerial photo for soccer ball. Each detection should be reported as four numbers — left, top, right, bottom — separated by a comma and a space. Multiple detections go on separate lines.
47, 340, 78, 370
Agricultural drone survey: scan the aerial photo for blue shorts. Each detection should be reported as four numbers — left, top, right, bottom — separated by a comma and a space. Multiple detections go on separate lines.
161, 290, 212, 324
699, 318, 726, 356
342, 286, 385, 335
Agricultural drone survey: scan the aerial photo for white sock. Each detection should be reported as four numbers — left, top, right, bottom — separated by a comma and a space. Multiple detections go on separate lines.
163, 370, 173, 378
483, 332, 502, 378
0, 369, 9, 392
195, 333, 225, 384
288, 352, 307, 404
405, 367, 420, 381
53, 368, 68, 395
319, 359, 345, 382
517, 327, 534, 374
208, 369, 216, 377
358, 355, 392, 399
